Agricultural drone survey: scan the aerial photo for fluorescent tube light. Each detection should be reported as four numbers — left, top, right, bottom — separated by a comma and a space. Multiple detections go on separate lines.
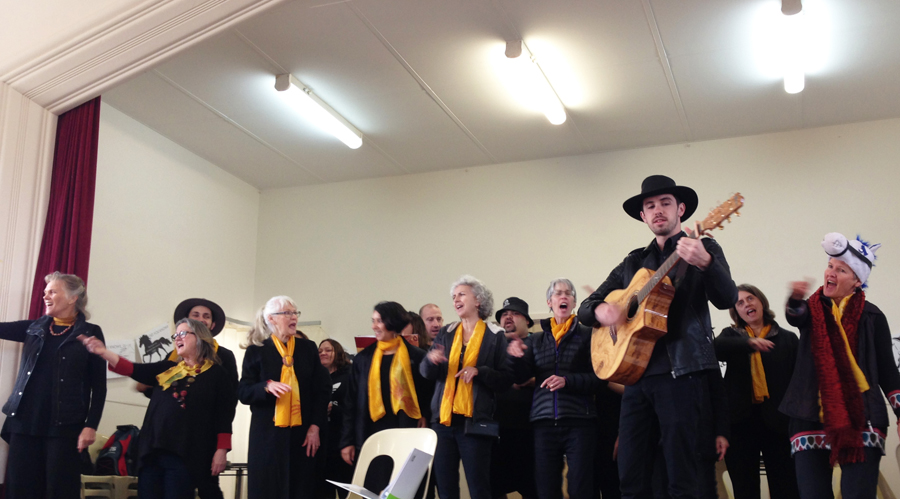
504, 40, 567, 125
275, 74, 363, 149
782, 5, 805, 94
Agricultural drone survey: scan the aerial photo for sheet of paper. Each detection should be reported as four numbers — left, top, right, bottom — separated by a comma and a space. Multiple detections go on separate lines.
135, 323, 172, 363
105, 340, 137, 378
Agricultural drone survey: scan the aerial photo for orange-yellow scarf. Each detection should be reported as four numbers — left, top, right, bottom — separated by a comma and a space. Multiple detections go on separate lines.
272, 335, 302, 427
831, 297, 870, 394
746, 324, 771, 403
439, 321, 485, 426
551, 315, 575, 346
368, 336, 421, 421
156, 360, 214, 390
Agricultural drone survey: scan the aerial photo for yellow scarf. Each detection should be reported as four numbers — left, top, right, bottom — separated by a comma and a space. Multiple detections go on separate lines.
52, 316, 76, 327
368, 336, 421, 421
832, 296, 870, 393
168, 339, 219, 362
272, 335, 303, 427
746, 324, 771, 403
439, 321, 485, 426
156, 359, 214, 390
551, 315, 575, 346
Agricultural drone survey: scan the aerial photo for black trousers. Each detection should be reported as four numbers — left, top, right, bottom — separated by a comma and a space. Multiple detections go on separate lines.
6, 433, 81, 499
724, 422, 798, 499
534, 425, 596, 499
490, 426, 536, 499
618, 373, 704, 499
794, 447, 882, 499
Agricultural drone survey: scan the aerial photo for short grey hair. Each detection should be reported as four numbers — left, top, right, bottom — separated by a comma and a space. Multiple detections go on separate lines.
546, 278, 576, 302
450, 275, 493, 320
45, 271, 90, 320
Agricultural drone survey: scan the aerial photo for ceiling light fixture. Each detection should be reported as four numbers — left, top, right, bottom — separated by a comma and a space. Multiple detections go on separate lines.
274, 74, 363, 149
781, 0, 805, 94
504, 40, 567, 125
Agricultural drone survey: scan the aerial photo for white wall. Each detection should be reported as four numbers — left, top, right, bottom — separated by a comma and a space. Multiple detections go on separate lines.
89, 103, 260, 495
0, 81, 55, 483
255, 117, 900, 490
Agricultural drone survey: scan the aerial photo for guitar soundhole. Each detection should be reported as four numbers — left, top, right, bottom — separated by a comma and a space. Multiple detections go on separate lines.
627, 295, 639, 320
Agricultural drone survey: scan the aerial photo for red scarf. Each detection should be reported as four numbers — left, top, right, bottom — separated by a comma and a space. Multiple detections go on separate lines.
807, 287, 867, 465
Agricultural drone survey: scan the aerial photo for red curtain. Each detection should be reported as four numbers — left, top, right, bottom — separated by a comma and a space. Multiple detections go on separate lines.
27, 97, 101, 320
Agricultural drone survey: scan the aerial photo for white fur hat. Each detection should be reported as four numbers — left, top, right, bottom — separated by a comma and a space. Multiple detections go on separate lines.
821, 232, 881, 285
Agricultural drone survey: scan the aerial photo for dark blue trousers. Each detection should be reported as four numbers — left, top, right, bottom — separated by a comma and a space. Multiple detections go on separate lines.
6, 433, 80, 499
618, 373, 704, 499
432, 421, 493, 499
138, 450, 195, 499
794, 447, 882, 499
534, 425, 596, 499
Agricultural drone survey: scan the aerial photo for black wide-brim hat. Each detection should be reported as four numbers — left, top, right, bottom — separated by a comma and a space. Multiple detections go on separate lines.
622, 175, 699, 222
173, 298, 226, 336
495, 297, 534, 328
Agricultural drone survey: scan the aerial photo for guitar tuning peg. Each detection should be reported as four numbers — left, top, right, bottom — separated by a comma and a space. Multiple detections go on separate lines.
735, 210, 740, 217
718, 226, 724, 230
726, 217, 731, 223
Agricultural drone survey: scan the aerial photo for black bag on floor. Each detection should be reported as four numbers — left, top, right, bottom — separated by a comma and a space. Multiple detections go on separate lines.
95, 424, 140, 476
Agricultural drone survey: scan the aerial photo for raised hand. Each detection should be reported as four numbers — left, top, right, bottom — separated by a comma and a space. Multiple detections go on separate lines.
507, 336, 527, 358
426, 343, 448, 365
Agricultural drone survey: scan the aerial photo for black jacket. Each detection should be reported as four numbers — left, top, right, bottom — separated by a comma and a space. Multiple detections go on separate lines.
125, 359, 234, 485
1, 315, 106, 429
715, 322, 797, 431
510, 319, 602, 423
420, 321, 513, 424
239, 336, 331, 499
340, 338, 429, 449
577, 233, 737, 377
779, 297, 900, 428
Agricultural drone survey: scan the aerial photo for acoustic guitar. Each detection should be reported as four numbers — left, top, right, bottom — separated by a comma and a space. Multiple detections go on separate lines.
591, 193, 744, 385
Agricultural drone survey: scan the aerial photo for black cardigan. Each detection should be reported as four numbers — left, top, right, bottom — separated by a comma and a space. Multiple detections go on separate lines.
239, 336, 331, 499
779, 298, 900, 429
420, 321, 513, 424
118, 358, 234, 485
715, 322, 798, 431
340, 338, 429, 449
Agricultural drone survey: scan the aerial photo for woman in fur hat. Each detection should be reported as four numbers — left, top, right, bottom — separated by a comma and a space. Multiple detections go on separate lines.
780, 233, 900, 498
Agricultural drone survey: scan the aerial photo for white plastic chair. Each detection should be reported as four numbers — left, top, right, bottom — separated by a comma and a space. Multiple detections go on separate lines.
349, 428, 438, 499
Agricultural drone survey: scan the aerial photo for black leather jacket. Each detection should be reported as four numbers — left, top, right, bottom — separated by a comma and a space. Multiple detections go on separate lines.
577, 232, 738, 377
1, 314, 107, 428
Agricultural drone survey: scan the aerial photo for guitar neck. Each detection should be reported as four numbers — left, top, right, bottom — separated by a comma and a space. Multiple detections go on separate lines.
635, 238, 689, 303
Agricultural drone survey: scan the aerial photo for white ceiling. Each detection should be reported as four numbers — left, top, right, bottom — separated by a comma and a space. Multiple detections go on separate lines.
101, 0, 900, 190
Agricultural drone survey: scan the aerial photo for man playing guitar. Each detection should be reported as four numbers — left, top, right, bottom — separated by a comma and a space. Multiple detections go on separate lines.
577, 175, 738, 499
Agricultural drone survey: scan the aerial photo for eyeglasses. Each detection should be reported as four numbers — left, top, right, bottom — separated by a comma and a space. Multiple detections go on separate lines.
171, 331, 195, 340
272, 311, 301, 318
552, 290, 575, 297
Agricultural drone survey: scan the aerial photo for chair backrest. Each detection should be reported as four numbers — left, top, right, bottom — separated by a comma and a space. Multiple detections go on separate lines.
88, 435, 109, 463
350, 428, 438, 496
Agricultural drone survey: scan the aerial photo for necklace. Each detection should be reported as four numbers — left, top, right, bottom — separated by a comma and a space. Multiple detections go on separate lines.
50, 324, 73, 336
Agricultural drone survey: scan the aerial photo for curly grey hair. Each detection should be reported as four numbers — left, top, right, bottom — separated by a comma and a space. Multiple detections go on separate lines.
450, 275, 493, 320
546, 278, 576, 302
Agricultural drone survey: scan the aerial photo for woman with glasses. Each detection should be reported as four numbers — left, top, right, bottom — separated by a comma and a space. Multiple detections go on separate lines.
506, 278, 602, 499
239, 296, 331, 499
81, 318, 234, 499
340, 302, 429, 491
421, 275, 513, 499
